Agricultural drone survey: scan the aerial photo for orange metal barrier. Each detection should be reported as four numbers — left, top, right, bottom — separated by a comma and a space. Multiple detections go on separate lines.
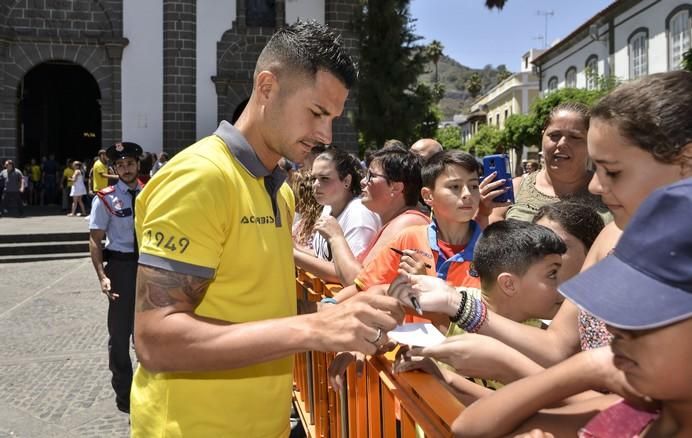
294, 268, 464, 438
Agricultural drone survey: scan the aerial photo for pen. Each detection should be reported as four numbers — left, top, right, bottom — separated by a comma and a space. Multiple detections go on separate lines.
410, 296, 424, 315
389, 247, 432, 269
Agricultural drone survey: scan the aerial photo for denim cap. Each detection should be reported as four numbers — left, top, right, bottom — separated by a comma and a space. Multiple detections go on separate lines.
559, 178, 692, 330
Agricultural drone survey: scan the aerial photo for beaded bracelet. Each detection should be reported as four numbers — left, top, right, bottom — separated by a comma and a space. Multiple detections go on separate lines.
467, 301, 488, 333
450, 289, 468, 323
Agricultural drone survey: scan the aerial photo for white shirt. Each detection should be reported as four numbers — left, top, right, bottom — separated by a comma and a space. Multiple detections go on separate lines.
313, 197, 381, 261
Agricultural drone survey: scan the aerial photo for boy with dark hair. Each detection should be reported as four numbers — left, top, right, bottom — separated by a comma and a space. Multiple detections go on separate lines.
471, 220, 567, 322
391, 220, 567, 398
333, 150, 483, 327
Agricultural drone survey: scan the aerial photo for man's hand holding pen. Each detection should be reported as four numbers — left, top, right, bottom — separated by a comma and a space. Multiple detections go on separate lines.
307, 293, 405, 356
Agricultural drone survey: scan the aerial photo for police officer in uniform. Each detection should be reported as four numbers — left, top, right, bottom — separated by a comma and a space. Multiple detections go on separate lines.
88, 142, 143, 414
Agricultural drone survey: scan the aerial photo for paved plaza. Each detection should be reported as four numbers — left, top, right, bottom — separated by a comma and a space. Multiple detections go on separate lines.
0, 214, 130, 437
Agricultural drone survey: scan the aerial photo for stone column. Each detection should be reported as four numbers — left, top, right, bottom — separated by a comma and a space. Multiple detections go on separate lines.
326, 0, 359, 154
163, 0, 197, 154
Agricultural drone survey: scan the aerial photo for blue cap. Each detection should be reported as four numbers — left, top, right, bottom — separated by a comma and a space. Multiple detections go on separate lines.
559, 178, 692, 330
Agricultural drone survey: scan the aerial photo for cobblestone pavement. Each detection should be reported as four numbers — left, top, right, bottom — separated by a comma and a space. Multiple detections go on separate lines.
0, 258, 130, 437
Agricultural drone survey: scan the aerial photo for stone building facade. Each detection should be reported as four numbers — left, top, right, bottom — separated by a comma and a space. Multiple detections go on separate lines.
0, 0, 359, 164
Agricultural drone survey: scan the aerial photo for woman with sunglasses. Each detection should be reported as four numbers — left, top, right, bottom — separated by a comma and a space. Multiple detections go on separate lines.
312, 145, 430, 286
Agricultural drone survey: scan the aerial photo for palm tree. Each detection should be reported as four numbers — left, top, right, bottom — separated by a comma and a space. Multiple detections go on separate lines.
465, 72, 482, 98
427, 40, 444, 84
485, 0, 508, 10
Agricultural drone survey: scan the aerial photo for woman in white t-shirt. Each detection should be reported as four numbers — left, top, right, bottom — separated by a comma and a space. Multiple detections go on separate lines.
294, 146, 380, 284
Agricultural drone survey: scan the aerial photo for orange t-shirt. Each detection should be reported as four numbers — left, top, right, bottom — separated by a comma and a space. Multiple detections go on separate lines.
354, 221, 482, 291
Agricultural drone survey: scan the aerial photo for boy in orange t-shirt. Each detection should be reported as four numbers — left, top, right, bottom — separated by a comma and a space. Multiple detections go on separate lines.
335, 150, 483, 329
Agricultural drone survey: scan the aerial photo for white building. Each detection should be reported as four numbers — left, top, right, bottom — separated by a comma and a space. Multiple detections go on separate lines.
533, 0, 691, 93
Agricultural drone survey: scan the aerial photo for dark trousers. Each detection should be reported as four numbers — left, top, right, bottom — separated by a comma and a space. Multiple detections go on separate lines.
1, 191, 24, 216
104, 256, 137, 411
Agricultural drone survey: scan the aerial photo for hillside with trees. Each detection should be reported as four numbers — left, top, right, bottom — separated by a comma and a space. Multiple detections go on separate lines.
419, 55, 510, 120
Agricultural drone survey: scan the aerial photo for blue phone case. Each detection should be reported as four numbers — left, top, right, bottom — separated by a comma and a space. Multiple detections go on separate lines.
481, 154, 514, 203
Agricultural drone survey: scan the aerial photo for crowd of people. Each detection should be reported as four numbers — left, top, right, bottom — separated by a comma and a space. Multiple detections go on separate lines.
0, 150, 168, 218
16, 20, 688, 438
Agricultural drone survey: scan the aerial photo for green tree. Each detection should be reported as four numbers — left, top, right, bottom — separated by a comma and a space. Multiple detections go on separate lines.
682, 48, 692, 72
355, 0, 441, 148
427, 40, 444, 84
496, 64, 512, 82
466, 124, 504, 157
530, 87, 606, 138
465, 72, 482, 98
485, 0, 508, 9
436, 125, 462, 149
503, 113, 538, 148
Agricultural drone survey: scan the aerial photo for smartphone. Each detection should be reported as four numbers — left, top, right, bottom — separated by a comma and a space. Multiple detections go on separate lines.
481, 154, 514, 203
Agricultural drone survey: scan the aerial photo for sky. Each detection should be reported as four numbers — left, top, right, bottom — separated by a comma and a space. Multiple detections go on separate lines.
409, 0, 614, 70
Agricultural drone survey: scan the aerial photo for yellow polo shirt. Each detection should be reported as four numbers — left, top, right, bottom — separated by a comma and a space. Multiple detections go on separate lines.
63, 167, 74, 188
132, 121, 296, 437
92, 159, 109, 191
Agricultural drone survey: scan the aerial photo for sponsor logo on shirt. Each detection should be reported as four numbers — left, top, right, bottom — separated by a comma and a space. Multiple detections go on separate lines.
240, 215, 275, 225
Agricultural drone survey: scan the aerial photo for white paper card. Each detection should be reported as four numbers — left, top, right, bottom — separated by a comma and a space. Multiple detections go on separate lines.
387, 323, 446, 347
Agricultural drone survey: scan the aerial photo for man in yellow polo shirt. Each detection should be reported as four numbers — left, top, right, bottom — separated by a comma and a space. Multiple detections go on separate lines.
91, 149, 118, 192
131, 21, 404, 437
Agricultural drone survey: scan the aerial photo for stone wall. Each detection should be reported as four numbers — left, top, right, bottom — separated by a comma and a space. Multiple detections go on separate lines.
162, 0, 197, 154
0, 0, 126, 160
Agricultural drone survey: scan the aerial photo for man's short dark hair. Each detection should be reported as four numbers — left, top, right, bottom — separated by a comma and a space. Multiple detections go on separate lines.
370, 145, 423, 206
255, 20, 357, 89
421, 150, 481, 188
474, 220, 567, 291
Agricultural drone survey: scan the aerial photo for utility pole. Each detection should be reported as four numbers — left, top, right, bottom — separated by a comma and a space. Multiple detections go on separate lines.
532, 35, 544, 49
536, 10, 554, 48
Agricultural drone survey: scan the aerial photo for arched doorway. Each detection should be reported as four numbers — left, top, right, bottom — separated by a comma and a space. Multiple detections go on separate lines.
17, 61, 101, 165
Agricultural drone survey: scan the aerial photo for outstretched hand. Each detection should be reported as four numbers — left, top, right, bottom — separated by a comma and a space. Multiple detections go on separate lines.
405, 333, 519, 382
311, 293, 404, 355
388, 273, 459, 316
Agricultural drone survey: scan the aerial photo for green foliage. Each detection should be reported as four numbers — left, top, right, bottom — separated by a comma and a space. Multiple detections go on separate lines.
683, 48, 692, 72
496, 64, 512, 82
466, 124, 504, 156
465, 72, 482, 98
584, 68, 621, 93
503, 113, 538, 149
529, 87, 605, 142
427, 40, 444, 83
355, 0, 442, 148
436, 125, 462, 149
485, 0, 508, 9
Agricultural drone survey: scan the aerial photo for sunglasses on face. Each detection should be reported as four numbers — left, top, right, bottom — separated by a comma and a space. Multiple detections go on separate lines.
365, 169, 389, 184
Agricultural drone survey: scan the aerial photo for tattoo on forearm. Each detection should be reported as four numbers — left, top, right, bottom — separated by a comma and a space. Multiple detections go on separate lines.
136, 265, 210, 311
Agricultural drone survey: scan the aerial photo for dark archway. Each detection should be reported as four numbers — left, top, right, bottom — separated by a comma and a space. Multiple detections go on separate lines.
17, 61, 101, 164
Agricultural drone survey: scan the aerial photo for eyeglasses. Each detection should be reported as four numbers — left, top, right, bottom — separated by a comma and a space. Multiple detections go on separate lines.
365, 169, 389, 185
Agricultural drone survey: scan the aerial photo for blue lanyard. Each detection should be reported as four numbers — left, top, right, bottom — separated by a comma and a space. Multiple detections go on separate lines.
426, 220, 481, 280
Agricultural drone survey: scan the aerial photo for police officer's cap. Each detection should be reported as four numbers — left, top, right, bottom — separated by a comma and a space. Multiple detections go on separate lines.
106, 142, 143, 162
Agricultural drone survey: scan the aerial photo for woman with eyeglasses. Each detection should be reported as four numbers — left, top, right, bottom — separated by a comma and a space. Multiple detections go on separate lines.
294, 146, 381, 284
310, 145, 430, 286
